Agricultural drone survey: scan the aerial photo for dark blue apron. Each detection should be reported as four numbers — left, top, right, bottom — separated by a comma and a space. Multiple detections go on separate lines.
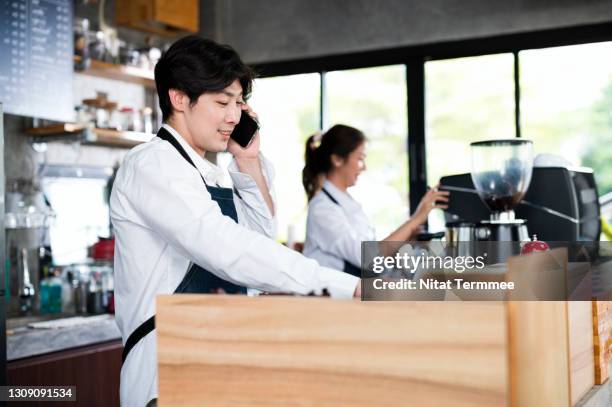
320, 187, 362, 277
122, 127, 246, 364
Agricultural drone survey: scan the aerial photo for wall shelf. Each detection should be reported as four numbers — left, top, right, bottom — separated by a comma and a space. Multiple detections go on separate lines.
25, 124, 154, 148
76, 59, 155, 88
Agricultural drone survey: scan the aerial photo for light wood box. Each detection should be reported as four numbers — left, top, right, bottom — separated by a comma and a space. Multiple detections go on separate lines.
157, 296, 594, 406
116, 0, 199, 36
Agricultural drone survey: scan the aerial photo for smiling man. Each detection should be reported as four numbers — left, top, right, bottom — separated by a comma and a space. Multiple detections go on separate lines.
110, 36, 360, 406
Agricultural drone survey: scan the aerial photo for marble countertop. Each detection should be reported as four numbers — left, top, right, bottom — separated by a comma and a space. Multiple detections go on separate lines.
577, 365, 612, 407
6, 314, 121, 361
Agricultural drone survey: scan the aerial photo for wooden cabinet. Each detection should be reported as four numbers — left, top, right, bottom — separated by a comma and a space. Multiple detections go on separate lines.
116, 0, 199, 36
8, 340, 122, 407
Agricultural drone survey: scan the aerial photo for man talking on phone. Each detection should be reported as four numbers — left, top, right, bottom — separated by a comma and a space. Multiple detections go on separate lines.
110, 35, 360, 406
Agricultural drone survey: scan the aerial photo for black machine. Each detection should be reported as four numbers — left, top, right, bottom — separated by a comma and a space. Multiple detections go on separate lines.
440, 167, 601, 242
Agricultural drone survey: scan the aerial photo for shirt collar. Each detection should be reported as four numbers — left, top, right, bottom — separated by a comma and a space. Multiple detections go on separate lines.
322, 179, 359, 209
161, 124, 224, 185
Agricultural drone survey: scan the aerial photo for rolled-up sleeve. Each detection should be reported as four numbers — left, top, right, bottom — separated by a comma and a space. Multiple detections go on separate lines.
228, 154, 277, 238
121, 149, 357, 298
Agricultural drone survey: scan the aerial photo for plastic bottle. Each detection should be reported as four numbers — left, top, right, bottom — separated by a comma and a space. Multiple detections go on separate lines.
39, 279, 50, 314
39, 272, 62, 314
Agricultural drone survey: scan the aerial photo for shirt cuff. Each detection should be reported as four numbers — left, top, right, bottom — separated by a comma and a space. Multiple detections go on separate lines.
320, 267, 359, 299
227, 153, 275, 191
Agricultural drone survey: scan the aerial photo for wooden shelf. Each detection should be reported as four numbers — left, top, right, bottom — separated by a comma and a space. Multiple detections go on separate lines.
76, 59, 155, 88
25, 123, 86, 136
25, 124, 154, 148
90, 128, 153, 148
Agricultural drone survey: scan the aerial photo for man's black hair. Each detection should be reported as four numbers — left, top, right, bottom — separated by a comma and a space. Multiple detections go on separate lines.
154, 35, 255, 121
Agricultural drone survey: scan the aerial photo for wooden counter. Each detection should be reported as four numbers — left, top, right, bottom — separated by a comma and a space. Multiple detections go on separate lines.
157, 296, 599, 406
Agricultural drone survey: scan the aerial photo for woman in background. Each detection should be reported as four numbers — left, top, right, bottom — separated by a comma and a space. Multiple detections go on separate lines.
302, 124, 449, 276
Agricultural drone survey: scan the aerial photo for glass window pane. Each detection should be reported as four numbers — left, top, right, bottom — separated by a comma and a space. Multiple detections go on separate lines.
43, 177, 110, 265
426, 53, 515, 185
520, 42, 612, 195
326, 65, 408, 238
426, 54, 515, 230
246, 73, 320, 242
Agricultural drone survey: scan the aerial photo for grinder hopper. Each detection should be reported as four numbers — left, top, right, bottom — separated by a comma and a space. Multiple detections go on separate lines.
470, 139, 534, 221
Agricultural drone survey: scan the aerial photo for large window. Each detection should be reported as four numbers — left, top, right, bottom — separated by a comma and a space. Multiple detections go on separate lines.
326, 65, 408, 237
520, 42, 612, 195
425, 53, 515, 185
248, 73, 320, 242
239, 34, 612, 241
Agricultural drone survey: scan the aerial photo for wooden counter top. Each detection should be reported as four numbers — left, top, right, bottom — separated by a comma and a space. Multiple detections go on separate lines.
157, 296, 582, 406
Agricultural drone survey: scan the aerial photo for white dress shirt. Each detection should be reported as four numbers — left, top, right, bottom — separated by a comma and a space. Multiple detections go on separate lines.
303, 179, 376, 271
111, 125, 358, 407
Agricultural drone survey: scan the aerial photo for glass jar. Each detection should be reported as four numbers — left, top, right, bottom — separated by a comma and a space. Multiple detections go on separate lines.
142, 107, 153, 134
119, 107, 143, 132
105, 102, 119, 130
83, 99, 108, 128
119, 107, 133, 131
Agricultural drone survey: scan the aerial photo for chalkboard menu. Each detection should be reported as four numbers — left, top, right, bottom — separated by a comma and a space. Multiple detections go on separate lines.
0, 0, 73, 122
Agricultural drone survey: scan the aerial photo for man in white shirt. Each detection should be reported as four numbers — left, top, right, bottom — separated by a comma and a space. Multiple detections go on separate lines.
110, 36, 360, 407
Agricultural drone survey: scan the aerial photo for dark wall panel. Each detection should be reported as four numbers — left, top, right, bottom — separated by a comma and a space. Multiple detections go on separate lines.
205, 0, 612, 64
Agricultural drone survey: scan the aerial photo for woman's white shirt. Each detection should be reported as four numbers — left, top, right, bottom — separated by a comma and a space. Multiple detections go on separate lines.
303, 179, 375, 271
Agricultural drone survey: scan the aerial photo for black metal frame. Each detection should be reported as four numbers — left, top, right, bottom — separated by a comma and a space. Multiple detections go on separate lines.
319, 71, 327, 130
0, 104, 6, 396
251, 22, 612, 212
513, 51, 521, 138
406, 59, 426, 214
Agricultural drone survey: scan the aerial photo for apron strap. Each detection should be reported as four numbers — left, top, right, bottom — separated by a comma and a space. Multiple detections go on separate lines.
157, 128, 198, 170
122, 315, 155, 363
321, 187, 339, 205
321, 187, 361, 276
157, 127, 208, 186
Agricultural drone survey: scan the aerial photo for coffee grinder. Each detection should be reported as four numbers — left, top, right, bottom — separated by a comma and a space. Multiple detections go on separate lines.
470, 139, 533, 249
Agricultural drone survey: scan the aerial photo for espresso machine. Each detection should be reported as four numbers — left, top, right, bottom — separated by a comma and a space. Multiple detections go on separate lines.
469, 139, 533, 242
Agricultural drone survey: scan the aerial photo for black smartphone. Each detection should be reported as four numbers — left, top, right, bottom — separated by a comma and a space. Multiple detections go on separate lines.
230, 111, 259, 148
